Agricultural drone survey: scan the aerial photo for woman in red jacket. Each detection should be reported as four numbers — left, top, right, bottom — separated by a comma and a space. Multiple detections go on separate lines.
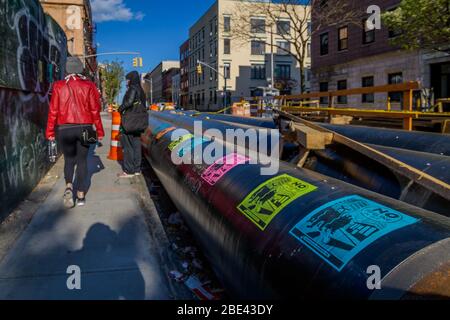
46, 57, 105, 208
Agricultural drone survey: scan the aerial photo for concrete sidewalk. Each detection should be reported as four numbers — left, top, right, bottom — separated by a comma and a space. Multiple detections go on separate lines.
0, 114, 183, 300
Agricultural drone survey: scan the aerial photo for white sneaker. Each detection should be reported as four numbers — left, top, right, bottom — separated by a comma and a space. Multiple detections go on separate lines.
117, 172, 134, 178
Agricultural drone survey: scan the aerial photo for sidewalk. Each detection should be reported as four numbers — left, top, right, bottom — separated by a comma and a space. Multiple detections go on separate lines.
0, 114, 184, 300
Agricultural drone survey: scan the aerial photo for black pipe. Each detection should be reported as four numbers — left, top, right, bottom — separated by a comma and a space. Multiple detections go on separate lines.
318, 123, 450, 156
142, 114, 450, 300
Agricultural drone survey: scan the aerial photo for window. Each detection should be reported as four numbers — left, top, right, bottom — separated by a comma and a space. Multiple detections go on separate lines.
319, 82, 329, 105
387, 7, 401, 38
338, 26, 348, 51
277, 20, 290, 35
275, 64, 291, 80
224, 63, 231, 79
363, 19, 375, 44
251, 64, 266, 80
337, 80, 347, 104
224, 39, 230, 54
388, 72, 403, 102
320, 33, 329, 55
276, 41, 290, 55
251, 40, 265, 55
362, 76, 375, 103
307, 22, 312, 36
224, 16, 231, 33
251, 18, 265, 34
307, 43, 311, 57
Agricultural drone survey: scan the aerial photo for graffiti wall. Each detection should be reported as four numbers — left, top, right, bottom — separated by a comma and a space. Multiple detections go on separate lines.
0, 0, 67, 220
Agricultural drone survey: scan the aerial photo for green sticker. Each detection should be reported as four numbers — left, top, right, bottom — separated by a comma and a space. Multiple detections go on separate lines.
168, 134, 194, 151
237, 174, 317, 231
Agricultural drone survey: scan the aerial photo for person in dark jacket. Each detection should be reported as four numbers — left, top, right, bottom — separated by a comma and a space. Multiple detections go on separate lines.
118, 71, 147, 178
46, 57, 105, 208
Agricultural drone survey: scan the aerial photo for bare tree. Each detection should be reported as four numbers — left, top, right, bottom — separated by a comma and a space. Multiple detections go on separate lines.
225, 0, 363, 93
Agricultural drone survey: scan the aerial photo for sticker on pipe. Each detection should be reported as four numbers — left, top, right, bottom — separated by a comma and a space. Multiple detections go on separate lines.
178, 137, 210, 157
289, 195, 419, 272
237, 174, 317, 231
201, 153, 249, 186
168, 134, 194, 151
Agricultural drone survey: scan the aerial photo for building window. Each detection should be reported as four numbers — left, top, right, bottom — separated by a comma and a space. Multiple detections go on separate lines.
337, 80, 347, 104
224, 63, 231, 79
275, 64, 291, 80
388, 72, 403, 102
251, 18, 266, 33
319, 82, 329, 105
387, 7, 401, 38
224, 16, 231, 33
362, 76, 375, 103
224, 39, 231, 54
363, 20, 375, 44
251, 64, 266, 80
307, 43, 311, 57
251, 40, 265, 55
320, 32, 329, 55
276, 41, 290, 55
338, 26, 348, 51
277, 20, 290, 35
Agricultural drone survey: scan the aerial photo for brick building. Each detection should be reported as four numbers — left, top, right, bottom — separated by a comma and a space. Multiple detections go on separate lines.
179, 40, 190, 108
311, 0, 449, 110
40, 0, 97, 78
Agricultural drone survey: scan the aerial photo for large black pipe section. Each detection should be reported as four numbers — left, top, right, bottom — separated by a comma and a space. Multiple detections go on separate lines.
318, 123, 450, 156
184, 113, 450, 215
143, 113, 450, 300
301, 144, 450, 217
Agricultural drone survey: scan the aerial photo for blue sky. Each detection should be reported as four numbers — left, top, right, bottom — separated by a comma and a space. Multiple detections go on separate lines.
93, 0, 216, 74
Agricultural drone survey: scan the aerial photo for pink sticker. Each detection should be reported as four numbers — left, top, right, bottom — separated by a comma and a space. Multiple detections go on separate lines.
201, 153, 249, 186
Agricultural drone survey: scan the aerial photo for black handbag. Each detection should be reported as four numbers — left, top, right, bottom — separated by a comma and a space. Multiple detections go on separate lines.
81, 126, 98, 145
121, 101, 148, 134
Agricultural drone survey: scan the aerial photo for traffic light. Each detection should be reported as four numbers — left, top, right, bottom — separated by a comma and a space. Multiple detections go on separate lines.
133, 57, 143, 68
196, 64, 202, 75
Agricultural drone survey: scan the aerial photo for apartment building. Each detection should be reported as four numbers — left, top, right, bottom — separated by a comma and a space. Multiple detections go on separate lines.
311, 0, 450, 110
179, 40, 190, 108
143, 61, 180, 104
188, 0, 311, 111
40, 0, 97, 77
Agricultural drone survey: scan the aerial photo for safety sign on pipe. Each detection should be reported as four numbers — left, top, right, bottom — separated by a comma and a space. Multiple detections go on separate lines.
237, 174, 317, 231
178, 137, 210, 157
289, 195, 419, 272
201, 153, 249, 186
168, 134, 194, 151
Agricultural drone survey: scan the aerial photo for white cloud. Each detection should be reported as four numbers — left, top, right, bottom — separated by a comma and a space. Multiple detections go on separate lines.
91, 0, 145, 22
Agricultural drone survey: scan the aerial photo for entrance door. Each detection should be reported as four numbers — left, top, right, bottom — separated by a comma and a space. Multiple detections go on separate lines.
431, 62, 450, 111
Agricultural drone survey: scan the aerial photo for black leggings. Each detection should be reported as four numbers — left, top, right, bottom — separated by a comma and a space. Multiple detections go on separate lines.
57, 125, 91, 193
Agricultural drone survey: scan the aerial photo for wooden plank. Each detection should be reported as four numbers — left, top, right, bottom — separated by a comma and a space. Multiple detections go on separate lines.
290, 122, 334, 150
276, 82, 420, 101
277, 110, 450, 201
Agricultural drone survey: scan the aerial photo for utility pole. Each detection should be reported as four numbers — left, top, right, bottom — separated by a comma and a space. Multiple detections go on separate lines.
270, 28, 274, 89
224, 65, 228, 111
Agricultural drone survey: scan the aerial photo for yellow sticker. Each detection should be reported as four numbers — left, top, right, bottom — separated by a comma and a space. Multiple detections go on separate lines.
168, 134, 194, 151
237, 174, 317, 231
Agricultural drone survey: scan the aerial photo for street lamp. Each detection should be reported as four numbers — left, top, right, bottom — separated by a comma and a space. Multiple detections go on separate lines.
197, 60, 229, 113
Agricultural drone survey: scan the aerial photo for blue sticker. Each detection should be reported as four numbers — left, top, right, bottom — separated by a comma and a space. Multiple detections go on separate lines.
178, 137, 209, 157
289, 195, 419, 272
152, 123, 172, 136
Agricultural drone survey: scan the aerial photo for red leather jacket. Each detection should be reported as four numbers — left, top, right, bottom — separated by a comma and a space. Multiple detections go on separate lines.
46, 76, 105, 139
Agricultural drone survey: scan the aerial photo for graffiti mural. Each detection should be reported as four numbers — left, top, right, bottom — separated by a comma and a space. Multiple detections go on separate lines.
0, 0, 67, 220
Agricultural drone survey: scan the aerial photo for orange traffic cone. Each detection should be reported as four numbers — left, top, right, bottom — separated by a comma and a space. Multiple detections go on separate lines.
108, 111, 123, 161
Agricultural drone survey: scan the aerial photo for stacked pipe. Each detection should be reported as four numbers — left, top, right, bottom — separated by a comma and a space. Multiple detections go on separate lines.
143, 111, 450, 300
195, 113, 450, 217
